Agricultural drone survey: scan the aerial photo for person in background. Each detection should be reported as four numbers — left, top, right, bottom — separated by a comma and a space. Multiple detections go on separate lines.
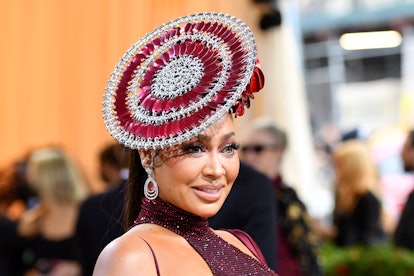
98, 143, 130, 190
0, 159, 37, 221
314, 139, 386, 247
240, 118, 322, 276
18, 147, 89, 276
93, 12, 278, 275
0, 157, 38, 276
394, 130, 414, 249
209, 161, 278, 271
75, 143, 129, 276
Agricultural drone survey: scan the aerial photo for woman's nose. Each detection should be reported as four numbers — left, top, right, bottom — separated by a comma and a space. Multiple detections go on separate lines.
203, 153, 225, 178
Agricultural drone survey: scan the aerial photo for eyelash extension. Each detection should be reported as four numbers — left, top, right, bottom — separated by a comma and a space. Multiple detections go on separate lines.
222, 143, 240, 154
229, 143, 240, 150
181, 142, 204, 154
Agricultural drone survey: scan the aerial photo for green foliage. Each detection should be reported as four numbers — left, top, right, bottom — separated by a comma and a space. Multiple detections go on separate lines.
321, 242, 414, 276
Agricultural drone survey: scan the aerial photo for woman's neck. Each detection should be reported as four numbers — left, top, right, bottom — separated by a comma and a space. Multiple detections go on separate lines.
135, 197, 209, 238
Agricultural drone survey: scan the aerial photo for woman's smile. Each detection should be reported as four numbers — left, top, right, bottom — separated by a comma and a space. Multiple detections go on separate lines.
192, 184, 225, 202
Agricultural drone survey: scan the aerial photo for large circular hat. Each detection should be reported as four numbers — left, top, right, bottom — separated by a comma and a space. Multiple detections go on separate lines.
103, 12, 264, 150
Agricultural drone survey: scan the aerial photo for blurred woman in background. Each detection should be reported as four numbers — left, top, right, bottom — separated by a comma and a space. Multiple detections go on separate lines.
314, 139, 387, 246
18, 147, 89, 276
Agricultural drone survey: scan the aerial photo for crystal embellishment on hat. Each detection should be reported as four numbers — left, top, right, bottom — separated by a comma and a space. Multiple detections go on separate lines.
103, 12, 264, 150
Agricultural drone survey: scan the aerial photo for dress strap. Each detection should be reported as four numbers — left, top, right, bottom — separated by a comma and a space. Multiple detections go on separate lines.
140, 238, 161, 276
226, 229, 268, 265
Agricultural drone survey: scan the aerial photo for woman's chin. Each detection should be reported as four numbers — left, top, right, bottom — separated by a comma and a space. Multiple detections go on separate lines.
198, 201, 226, 218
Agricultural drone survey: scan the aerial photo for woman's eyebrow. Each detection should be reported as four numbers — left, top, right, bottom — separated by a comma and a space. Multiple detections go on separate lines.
197, 132, 235, 142
222, 132, 236, 141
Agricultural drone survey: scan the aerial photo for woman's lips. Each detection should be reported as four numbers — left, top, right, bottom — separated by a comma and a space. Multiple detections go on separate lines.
192, 185, 224, 202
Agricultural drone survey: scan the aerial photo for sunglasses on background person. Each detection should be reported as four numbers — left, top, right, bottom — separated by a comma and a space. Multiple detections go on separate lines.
240, 144, 279, 154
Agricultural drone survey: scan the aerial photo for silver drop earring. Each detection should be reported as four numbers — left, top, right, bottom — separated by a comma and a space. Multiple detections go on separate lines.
143, 154, 158, 200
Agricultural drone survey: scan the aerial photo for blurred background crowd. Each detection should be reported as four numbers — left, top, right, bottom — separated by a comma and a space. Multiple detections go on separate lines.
1, 0, 414, 275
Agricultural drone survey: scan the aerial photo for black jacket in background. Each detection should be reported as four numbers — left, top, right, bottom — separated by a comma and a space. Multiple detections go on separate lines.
394, 190, 414, 250
75, 181, 126, 276
0, 215, 28, 276
334, 191, 386, 247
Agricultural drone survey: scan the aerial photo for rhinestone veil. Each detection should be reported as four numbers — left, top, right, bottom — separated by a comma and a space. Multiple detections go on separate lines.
102, 12, 260, 150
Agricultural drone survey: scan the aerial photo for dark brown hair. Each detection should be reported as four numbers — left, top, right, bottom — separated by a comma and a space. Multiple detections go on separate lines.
124, 149, 146, 230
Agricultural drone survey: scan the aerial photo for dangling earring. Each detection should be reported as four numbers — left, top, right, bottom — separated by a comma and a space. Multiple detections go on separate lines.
143, 161, 158, 200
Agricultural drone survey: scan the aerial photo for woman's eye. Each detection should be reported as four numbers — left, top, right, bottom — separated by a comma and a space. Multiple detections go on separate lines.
183, 143, 204, 154
223, 143, 240, 154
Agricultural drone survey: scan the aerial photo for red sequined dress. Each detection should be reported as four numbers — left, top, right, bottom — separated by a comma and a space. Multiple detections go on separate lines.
135, 197, 278, 275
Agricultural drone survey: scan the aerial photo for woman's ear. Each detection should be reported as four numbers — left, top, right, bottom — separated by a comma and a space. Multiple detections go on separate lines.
138, 150, 151, 168
139, 149, 158, 168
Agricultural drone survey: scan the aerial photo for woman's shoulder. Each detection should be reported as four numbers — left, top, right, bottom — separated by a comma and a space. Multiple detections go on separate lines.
354, 191, 382, 212
18, 204, 46, 237
94, 224, 212, 275
93, 228, 158, 275
359, 191, 380, 203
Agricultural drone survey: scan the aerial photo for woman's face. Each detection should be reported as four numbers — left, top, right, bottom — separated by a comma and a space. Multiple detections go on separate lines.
153, 114, 240, 218
240, 129, 282, 180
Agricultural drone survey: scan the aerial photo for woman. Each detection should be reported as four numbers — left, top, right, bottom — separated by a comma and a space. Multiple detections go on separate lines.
18, 147, 89, 275
330, 139, 386, 246
94, 12, 277, 275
